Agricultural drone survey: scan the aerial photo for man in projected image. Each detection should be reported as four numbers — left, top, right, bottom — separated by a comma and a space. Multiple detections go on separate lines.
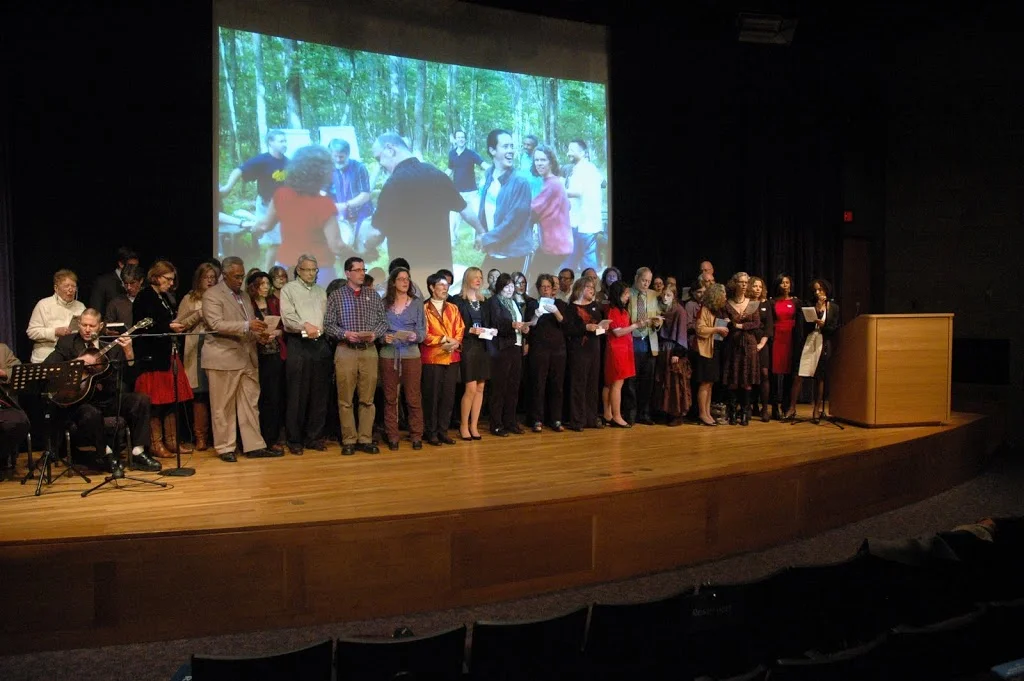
219, 129, 289, 272
327, 138, 374, 246
475, 128, 533, 277
519, 134, 544, 197
447, 130, 484, 247
372, 133, 483, 286
562, 138, 604, 272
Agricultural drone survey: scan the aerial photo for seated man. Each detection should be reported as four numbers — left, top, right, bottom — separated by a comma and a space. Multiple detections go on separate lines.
44, 308, 161, 472
0, 342, 30, 475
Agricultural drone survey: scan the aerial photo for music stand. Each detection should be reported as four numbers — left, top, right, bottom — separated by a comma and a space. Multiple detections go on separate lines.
13, 362, 94, 496
159, 333, 195, 477
81, 357, 168, 496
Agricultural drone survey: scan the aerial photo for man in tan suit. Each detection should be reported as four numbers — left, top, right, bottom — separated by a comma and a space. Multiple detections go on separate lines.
201, 256, 280, 462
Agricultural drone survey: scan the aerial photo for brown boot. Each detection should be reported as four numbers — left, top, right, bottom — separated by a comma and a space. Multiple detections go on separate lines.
193, 401, 210, 451
149, 416, 174, 458
163, 411, 194, 454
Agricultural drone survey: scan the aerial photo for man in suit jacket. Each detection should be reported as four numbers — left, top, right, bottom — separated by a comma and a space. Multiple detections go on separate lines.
89, 247, 139, 319
201, 256, 279, 462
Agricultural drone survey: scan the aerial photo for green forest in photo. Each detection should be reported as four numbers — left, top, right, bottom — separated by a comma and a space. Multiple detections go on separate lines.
217, 27, 609, 273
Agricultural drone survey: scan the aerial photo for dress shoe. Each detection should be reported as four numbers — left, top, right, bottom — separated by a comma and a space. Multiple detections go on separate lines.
490, 427, 509, 437
667, 417, 685, 427
270, 443, 285, 454
637, 417, 656, 426
219, 452, 238, 463
287, 442, 304, 455
609, 420, 632, 429
699, 418, 719, 427
567, 424, 583, 432
388, 440, 399, 451
760, 405, 770, 423
131, 452, 162, 472
246, 448, 284, 458
471, 434, 483, 440
427, 436, 443, 447
460, 433, 474, 441
359, 443, 380, 454
438, 434, 456, 445
305, 439, 328, 451
551, 422, 564, 432
341, 444, 356, 456
532, 422, 543, 433
508, 426, 525, 435
591, 420, 605, 429
411, 440, 423, 450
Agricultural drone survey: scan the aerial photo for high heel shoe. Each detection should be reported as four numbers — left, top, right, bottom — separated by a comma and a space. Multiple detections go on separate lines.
609, 419, 632, 428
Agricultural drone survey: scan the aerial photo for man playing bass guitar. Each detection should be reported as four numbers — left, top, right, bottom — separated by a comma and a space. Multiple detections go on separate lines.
43, 308, 162, 472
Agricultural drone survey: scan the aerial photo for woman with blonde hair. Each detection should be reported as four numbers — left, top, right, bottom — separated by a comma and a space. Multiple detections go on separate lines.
174, 262, 220, 450
456, 267, 491, 439
133, 260, 194, 456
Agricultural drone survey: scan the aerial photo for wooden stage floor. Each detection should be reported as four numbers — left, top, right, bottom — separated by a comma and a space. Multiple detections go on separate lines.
0, 411, 1000, 654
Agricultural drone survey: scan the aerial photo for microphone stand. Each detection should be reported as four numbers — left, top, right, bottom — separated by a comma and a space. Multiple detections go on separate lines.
160, 339, 194, 477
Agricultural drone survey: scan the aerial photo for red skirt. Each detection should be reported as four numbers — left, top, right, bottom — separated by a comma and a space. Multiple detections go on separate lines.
135, 357, 194, 405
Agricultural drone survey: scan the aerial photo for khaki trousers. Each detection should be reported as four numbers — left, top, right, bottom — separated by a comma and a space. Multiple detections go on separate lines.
208, 365, 266, 455
335, 345, 379, 445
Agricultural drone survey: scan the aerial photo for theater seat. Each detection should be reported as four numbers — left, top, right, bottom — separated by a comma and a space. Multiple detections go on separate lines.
468, 606, 588, 680
190, 638, 333, 681
335, 625, 467, 681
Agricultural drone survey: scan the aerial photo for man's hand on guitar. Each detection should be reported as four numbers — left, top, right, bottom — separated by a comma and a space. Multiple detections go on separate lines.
115, 335, 134, 359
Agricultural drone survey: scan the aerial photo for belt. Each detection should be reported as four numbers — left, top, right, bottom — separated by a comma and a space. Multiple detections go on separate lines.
340, 339, 373, 350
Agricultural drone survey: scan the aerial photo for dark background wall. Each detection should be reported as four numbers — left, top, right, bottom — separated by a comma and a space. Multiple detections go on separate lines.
3, 0, 1021, 389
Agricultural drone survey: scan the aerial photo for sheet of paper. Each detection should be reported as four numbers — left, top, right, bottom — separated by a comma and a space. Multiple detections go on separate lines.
714, 318, 728, 342
357, 331, 376, 341
394, 330, 417, 342
594, 326, 606, 336
263, 315, 281, 332
801, 307, 818, 323
478, 328, 497, 341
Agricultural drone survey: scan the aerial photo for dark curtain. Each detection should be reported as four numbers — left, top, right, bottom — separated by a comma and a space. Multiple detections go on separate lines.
609, 28, 843, 296
0, 119, 13, 348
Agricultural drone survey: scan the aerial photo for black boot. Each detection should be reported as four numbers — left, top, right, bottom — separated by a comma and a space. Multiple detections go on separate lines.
740, 390, 751, 426
771, 403, 781, 421
727, 393, 738, 425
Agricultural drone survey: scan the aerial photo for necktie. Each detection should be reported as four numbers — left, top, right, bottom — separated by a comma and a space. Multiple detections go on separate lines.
635, 291, 648, 336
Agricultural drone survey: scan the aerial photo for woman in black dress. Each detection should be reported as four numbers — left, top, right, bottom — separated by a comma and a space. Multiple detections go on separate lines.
524, 273, 567, 432
457, 267, 491, 440
788, 279, 840, 423
563, 275, 606, 431
485, 273, 530, 436
720, 272, 761, 426
749, 276, 774, 422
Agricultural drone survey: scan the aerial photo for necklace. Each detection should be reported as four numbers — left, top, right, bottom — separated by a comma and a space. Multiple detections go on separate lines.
469, 300, 480, 311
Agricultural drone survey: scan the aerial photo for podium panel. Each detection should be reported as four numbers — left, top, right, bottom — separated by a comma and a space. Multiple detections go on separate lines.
830, 314, 953, 426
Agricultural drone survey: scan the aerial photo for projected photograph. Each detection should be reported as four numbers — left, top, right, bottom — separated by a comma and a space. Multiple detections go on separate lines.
216, 27, 609, 289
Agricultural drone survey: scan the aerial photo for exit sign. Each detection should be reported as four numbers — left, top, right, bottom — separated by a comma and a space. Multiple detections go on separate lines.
843, 210, 854, 223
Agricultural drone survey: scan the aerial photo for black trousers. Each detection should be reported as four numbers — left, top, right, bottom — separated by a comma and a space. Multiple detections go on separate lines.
489, 345, 523, 431
567, 341, 601, 428
0, 408, 31, 466
624, 338, 656, 422
66, 393, 151, 454
284, 338, 331, 445
527, 349, 566, 425
257, 352, 284, 447
422, 363, 459, 438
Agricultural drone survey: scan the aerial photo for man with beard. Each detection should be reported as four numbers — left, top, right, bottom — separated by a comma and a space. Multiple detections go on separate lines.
372, 133, 483, 288
475, 128, 533, 277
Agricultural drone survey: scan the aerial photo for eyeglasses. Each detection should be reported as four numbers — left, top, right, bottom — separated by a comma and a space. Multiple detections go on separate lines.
297, 267, 318, 273
160, 275, 176, 282
347, 267, 366, 273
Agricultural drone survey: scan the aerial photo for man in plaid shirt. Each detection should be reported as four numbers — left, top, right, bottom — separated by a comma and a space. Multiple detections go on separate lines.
324, 257, 389, 455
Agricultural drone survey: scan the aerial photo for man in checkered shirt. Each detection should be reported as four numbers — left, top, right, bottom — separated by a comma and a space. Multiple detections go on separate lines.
323, 257, 389, 455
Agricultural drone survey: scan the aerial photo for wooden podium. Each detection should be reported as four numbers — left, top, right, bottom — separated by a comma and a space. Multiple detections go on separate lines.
829, 313, 953, 427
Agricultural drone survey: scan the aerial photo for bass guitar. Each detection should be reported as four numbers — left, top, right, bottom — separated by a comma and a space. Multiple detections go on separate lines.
49, 317, 153, 407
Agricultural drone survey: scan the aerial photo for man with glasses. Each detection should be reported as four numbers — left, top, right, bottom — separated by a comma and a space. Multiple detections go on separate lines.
27, 269, 87, 363
280, 254, 331, 455
556, 268, 575, 302
323, 257, 388, 456
201, 256, 279, 462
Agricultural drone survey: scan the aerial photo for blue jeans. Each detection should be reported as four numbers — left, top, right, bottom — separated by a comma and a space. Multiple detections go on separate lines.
560, 228, 599, 272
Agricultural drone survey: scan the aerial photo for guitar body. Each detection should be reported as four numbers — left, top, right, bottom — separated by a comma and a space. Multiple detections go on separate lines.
48, 318, 153, 408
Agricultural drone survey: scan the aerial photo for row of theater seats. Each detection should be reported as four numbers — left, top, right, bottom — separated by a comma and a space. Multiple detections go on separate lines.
175, 523, 1024, 681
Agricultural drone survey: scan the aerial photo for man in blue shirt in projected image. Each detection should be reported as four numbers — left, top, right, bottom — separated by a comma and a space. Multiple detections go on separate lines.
475, 128, 533, 278
446, 129, 485, 248
326, 138, 376, 254
219, 129, 289, 272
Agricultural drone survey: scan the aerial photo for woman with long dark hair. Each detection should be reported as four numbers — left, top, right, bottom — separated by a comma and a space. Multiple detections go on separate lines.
247, 271, 286, 453
653, 285, 692, 426
524, 273, 567, 432
788, 279, 840, 423
485, 273, 530, 436
772, 273, 802, 420
133, 260, 195, 456
603, 280, 644, 428
529, 144, 573, 277
694, 283, 729, 426
749, 276, 774, 422
379, 267, 426, 449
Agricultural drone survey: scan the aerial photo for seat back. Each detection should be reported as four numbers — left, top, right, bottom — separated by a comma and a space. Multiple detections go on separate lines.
190, 638, 333, 681
584, 590, 690, 680
888, 606, 991, 680
336, 625, 467, 681
767, 634, 889, 681
469, 606, 588, 681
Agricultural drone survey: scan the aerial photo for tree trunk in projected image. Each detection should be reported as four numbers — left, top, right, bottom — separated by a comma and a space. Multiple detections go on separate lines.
508, 74, 524, 144
219, 30, 241, 167
252, 33, 268, 152
446, 65, 458, 139
283, 39, 303, 129
414, 60, 427, 156
389, 56, 406, 137
339, 50, 355, 126
468, 75, 477, 146
544, 77, 558, 152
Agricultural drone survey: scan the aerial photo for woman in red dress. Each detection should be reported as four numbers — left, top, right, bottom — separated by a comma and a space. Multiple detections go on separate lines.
771, 273, 802, 420
132, 260, 195, 457
603, 280, 647, 428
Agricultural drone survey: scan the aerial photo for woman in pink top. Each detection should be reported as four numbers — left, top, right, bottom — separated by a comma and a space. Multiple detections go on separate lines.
529, 144, 572, 276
